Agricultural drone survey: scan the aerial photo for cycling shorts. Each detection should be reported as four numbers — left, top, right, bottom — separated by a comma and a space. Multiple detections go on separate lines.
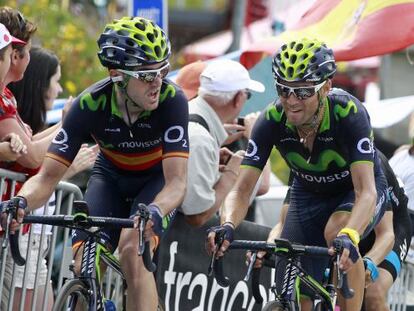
359, 211, 412, 281
72, 158, 169, 251
276, 173, 388, 298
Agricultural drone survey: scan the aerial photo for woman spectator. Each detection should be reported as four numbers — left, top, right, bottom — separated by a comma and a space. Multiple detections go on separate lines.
3, 46, 98, 311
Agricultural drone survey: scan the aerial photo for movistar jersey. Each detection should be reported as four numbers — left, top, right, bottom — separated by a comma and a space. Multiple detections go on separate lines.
243, 88, 382, 194
47, 78, 189, 174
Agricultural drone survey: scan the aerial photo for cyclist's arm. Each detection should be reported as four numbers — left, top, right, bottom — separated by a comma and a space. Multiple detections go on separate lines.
152, 156, 187, 216
363, 211, 394, 265
221, 166, 261, 226
17, 157, 69, 211
347, 162, 377, 235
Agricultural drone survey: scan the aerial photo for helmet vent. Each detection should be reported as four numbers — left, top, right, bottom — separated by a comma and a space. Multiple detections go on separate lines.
134, 33, 146, 41
154, 29, 159, 37
310, 56, 317, 63
107, 48, 117, 57
287, 67, 294, 77
121, 23, 131, 29
281, 44, 287, 51
283, 51, 289, 59
125, 48, 136, 55
295, 43, 303, 51
141, 44, 152, 53
290, 54, 297, 65
117, 30, 130, 36
154, 46, 162, 58
289, 41, 296, 49
135, 21, 146, 31
125, 39, 135, 47
147, 32, 155, 43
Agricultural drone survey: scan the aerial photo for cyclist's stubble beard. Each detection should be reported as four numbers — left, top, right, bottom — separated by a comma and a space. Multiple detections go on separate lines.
283, 94, 319, 127
125, 76, 162, 112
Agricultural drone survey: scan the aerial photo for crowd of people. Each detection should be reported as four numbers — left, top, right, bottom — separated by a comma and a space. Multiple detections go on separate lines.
0, 6, 413, 311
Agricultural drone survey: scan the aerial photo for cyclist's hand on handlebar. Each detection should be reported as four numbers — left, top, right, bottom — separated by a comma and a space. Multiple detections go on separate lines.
332, 235, 360, 272
246, 250, 267, 268
0, 196, 27, 234
133, 203, 164, 239
206, 223, 234, 257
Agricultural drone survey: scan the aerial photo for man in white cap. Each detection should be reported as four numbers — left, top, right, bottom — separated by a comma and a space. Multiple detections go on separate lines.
179, 59, 265, 226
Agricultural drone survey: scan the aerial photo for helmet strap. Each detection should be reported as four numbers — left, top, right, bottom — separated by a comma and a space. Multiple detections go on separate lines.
115, 76, 141, 108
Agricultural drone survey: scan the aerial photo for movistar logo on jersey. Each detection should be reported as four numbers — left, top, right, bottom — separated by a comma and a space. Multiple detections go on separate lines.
291, 168, 350, 183
80, 93, 107, 111
333, 100, 357, 120
160, 84, 176, 103
265, 104, 283, 123
286, 150, 347, 172
118, 138, 161, 149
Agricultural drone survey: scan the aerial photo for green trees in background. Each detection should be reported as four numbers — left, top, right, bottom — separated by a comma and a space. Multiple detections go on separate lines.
3, 0, 107, 97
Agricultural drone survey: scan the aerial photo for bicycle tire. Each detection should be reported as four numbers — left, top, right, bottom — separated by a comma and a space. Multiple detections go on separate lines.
262, 300, 291, 311
53, 279, 91, 311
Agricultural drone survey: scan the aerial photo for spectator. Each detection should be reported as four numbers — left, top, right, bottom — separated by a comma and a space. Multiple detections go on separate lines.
2, 46, 98, 311
0, 133, 26, 161
179, 59, 265, 227
176, 60, 271, 223
175, 60, 207, 100
9, 46, 62, 134
0, 22, 26, 161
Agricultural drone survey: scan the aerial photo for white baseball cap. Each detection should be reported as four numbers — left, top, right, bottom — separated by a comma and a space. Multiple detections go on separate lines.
0, 23, 26, 50
200, 59, 265, 93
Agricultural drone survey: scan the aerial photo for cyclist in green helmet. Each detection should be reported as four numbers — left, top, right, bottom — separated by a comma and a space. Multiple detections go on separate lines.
207, 38, 389, 311
3, 17, 189, 310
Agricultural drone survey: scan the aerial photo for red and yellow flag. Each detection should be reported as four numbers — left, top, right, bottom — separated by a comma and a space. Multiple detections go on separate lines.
240, 0, 414, 69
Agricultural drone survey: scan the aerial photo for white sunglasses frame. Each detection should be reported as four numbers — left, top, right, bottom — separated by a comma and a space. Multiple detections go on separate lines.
274, 80, 327, 99
118, 62, 170, 82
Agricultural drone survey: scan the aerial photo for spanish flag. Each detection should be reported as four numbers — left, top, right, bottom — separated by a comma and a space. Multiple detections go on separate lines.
240, 0, 414, 69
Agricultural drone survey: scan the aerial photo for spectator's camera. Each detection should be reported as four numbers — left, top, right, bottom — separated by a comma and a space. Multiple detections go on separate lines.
237, 117, 245, 126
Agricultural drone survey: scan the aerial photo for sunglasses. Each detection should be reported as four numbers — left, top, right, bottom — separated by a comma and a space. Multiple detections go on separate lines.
275, 80, 326, 100
245, 90, 252, 100
17, 12, 27, 33
118, 62, 170, 83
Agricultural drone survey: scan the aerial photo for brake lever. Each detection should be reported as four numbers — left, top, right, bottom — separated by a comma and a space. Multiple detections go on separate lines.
207, 247, 217, 276
137, 216, 146, 256
1, 212, 12, 249
244, 251, 257, 282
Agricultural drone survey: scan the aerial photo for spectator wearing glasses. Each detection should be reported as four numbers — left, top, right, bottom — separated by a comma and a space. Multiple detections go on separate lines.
206, 38, 389, 311
1, 17, 189, 311
179, 59, 265, 227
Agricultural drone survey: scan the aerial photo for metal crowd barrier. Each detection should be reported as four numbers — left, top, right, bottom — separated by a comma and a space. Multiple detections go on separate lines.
389, 262, 414, 311
0, 168, 125, 311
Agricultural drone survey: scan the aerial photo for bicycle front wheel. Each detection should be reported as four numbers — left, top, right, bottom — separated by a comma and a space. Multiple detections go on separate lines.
53, 279, 91, 311
262, 300, 292, 311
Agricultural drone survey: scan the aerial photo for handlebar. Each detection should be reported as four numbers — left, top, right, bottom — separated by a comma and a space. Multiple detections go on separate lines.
1, 200, 156, 272
209, 238, 354, 303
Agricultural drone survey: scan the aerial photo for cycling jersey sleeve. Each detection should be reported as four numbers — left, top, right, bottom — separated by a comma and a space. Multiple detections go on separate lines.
159, 85, 189, 160
46, 96, 94, 167
334, 92, 375, 165
242, 106, 277, 170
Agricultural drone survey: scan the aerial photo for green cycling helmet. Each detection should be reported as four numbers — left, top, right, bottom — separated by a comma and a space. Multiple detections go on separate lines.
272, 38, 336, 83
97, 16, 171, 70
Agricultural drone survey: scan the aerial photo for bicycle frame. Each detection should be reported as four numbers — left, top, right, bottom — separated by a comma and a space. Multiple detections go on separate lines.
210, 238, 353, 311
74, 233, 126, 310
272, 255, 337, 311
